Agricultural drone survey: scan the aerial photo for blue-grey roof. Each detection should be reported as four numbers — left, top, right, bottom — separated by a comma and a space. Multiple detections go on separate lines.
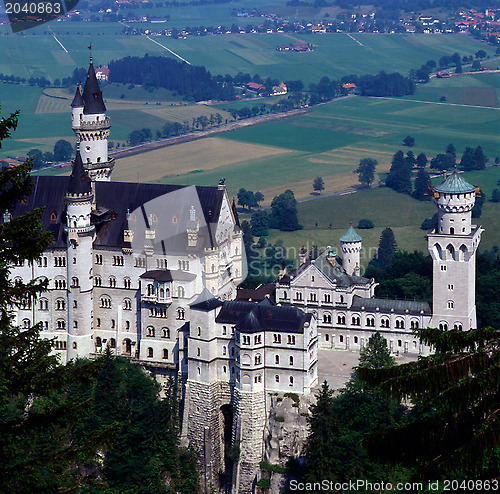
340, 225, 362, 243
190, 288, 223, 311
434, 170, 476, 194
67, 151, 92, 196
351, 297, 432, 315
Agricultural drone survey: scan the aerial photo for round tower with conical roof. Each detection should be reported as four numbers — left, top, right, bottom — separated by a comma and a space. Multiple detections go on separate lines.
428, 170, 482, 331
72, 56, 114, 194
65, 150, 95, 360
340, 225, 362, 276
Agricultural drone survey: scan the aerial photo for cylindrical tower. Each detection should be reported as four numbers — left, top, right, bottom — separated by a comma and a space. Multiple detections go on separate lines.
72, 59, 114, 190
65, 150, 95, 361
428, 169, 482, 331
340, 225, 362, 276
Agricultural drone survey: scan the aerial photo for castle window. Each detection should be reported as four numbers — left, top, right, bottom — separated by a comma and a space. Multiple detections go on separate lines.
172, 216, 178, 224
351, 316, 360, 326
287, 335, 296, 345
162, 328, 170, 339
223, 346, 227, 355
123, 298, 132, 310
255, 354, 262, 365
162, 349, 168, 360
310, 293, 317, 302
340, 295, 344, 304
22, 318, 30, 329
275, 355, 280, 364
111, 319, 115, 329
178, 286, 185, 298
123, 277, 131, 289
147, 284, 154, 296
96, 337, 102, 347
197, 326, 201, 336
274, 334, 281, 344
197, 348, 200, 357
398, 340, 402, 347
448, 301, 454, 309
96, 318, 100, 328
289, 376, 294, 386
254, 334, 262, 344
324, 294, 331, 303
99, 296, 111, 309
54, 279, 66, 290
275, 375, 280, 383
337, 315, 346, 325
289, 356, 294, 366
448, 284, 454, 290
295, 292, 303, 301
147, 347, 153, 358
73, 342, 77, 349
73, 300, 77, 308
152, 214, 158, 223
222, 326, 227, 335
73, 257, 76, 264
57, 320, 65, 330
56, 299, 65, 310
323, 313, 331, 324
50, 212, 57, 222
147, 326, 155, 337
113, 256, 124, 266
126, 321, 130, 331
39, 299, 48, 311
73, 320, 77, 329
223, 366, 227, 373
283, 291, 288, 300
339, 335, 344, 343
177, 308, 185, 320
94, 276, 102, 286
71, 277, 79, 287
242, 335, 250, 345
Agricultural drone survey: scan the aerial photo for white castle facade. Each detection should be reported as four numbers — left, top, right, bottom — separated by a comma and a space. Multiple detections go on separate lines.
5, 59, 481, 493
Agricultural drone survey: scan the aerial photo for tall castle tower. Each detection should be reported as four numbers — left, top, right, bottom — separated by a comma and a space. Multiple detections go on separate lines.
65, 150, 95, 360
71, 54, 114, 204
340, 225, 362, 276
428, 170, 482, 331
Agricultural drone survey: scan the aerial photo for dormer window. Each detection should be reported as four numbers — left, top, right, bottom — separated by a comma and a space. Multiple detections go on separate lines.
50, 212, 57, 222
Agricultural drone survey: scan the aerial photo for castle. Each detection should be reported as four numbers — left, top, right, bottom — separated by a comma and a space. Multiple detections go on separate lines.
6, 58, 481, 493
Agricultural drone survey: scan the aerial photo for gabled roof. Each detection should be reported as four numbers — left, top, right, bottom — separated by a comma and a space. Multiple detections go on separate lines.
67, 151, 92, 196
215, 299, 311, 334
340, 225, 362, 243
82, 63, 107, 114
434, 170, 476, 194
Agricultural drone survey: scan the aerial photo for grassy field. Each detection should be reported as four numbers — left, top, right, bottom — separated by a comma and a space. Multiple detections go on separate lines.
0, 30, 496, 85
264, 167, 500, 264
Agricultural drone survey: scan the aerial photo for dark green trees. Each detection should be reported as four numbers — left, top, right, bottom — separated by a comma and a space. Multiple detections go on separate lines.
358, 332, 395, 369
413, 167, 431, 201
250, 209, 269, 237
53, 139, 73, 162
269, 190, 301, 231
0, 109, 103, 492
358, 327, 500, 481
313, 176, 325, 194
386, 151, 412, 194
354, 158, 377, 187
376, 227, 398, 268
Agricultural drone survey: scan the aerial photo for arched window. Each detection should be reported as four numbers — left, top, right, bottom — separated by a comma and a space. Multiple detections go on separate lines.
289, 376, 294, 385
275, 375, 280, 383
147, 326, 155, 337
275, 355, 280, 364
123, 298, 132, 310
177, 308, 185, 320
124, 277, 131, 289
162, 328, 170, 339
110, 338, 116, 348
99, 296, 111, 308
289, 356, 294, 366
446, 244, 456, 261
71, 277, 79, 286
255, 354, 262, 365
147, 347, 153, 358
147, 284, 154, 296
95, 337, 102, 347
162, 349, 168, 360
178, 286, 185, 298
109, 276, 116, 288
56, 298, 65, 310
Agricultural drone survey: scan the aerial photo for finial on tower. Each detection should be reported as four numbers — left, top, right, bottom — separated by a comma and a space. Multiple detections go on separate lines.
88, 42, 93, 64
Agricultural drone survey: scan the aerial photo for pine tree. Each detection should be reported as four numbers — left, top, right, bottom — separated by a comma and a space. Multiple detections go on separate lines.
445, 143, 456, 160
416, 152, 427, 168
305, 382, 342, 483
474, 145, 488, 170
386, 151, 412, 194
376, 227, 398, 268
358, 327, 500, 481
358, 332, 395, 370
0, 109, 105, 491
460, 147, 475, 171
413, 167, 431, 201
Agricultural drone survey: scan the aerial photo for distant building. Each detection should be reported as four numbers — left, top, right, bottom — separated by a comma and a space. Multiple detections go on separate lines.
95, 66, 110, 81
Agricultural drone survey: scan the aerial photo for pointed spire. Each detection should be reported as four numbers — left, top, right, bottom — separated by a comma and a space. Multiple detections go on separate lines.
67, 149, 92, 197
340, 225, 362, 243
82, 56, 106, 115
71, 82, 84, 108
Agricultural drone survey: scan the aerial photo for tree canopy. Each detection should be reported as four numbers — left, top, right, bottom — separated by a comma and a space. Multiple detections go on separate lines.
354, 158, 377, 187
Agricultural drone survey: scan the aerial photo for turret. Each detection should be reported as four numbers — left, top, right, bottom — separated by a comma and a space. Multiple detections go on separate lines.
65, 150, 95, 360
71, 83, 84, 130
72, 58, 114, 191
428, 170, 482, 331
340, 225, 362, 276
